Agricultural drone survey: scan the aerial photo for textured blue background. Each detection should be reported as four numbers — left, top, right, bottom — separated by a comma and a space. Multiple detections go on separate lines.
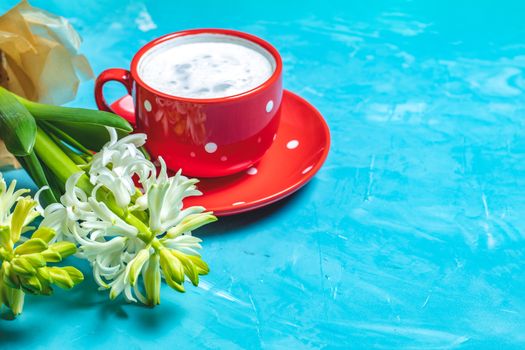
2, 0, 525, 349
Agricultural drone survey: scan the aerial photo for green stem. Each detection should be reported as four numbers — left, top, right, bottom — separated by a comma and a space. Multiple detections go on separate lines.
94, 187, 152, 242
16, 153, 59, 204
125, 213, 153, 242
40, 121, 92, 155
47, 129, 88, 165
34, 127, 92, 192
33, 126, 153, 246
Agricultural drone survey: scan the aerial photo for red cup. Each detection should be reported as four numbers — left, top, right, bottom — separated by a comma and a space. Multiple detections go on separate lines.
95, 29, 283, 177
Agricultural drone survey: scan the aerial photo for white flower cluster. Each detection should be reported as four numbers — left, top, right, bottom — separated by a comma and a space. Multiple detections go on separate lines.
0, 174, 83, 317
36, 128, 213, 304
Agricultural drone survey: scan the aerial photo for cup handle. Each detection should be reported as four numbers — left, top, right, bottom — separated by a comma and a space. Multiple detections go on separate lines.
95, 68, 135, 126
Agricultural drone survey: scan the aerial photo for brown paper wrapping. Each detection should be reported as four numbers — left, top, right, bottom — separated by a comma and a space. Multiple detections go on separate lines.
0, 0, 93, 170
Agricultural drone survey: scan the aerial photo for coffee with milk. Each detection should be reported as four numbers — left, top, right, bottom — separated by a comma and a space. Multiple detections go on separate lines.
138, 33, 275, 99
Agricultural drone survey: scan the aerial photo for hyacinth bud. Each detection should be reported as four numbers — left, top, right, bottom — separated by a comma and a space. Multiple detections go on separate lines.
61, 266, 84, 285
31, 227, 56, 243
0, 226, 11, 250
159, 248, 184, 285
10, 198, 37, 242
11, 257, 37, 276
35, 278, 53, 295
186, 255, 210, 275
164, 274, 185, 293
144, 253, 161, 306
14, 238, 48, 255
21, 275, 43, 294
166, 213, 217, 239
20, 253, 46, 268
36, 266, 52, 282
41, 249, 62, 263
47, 267, 75, 289
0, 270, 6, 306
48, 241, 77, 259
128, 248, 150, 286
169, 249, 198, 286
7, 287, 25, 316
2, 261, 20, 288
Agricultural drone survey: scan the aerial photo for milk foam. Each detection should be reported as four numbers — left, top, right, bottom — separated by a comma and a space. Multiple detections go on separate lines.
138, 34, 275, 99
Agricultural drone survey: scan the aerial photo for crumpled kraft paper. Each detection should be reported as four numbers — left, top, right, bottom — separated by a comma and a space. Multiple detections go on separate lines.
0, 0, 93, 170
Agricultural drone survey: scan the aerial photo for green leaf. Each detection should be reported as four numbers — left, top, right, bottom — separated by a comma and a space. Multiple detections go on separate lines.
39, 156, 66, 198
39, 120, 91, 155
16, 95, 132, 151
39, 121, 88, 165
50, 121, 130, 151
16, 151, 59, 205
34, 127, 91, 191
16, 96, 132, 131
0, 87, 36, 156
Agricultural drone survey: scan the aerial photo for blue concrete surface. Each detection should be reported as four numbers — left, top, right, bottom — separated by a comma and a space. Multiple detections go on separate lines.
1, 0, 525, 348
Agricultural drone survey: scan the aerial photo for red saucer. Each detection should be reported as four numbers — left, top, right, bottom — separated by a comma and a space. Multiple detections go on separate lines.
110, 90, 330, 216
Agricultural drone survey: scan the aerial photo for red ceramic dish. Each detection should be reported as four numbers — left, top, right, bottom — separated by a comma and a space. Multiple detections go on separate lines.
110, 90, 330, 216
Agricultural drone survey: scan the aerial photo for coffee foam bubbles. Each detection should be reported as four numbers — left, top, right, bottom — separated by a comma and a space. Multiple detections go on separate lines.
138, 34, 275, 99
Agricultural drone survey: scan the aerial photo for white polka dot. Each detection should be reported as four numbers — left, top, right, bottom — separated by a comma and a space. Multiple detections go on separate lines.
220, 156, 227, 162
257, 137, 262, 143
190, 152, 196, 158
246, 167, 258, 175
266, 100, 274, 113
205, 142, 217, 153
144, 99, 152, 112
232, 201, 245, 206
273, 134, 277, 141
302, 165, 313, 174
287, 140, 299, 149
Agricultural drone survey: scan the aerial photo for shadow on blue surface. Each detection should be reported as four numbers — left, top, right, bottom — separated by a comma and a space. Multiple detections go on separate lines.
0, 257, 188, 341
202, 183, 313, 237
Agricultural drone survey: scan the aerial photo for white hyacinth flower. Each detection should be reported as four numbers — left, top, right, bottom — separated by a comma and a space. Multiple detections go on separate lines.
37, 128, 216, 305
89, 128, 154, 208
